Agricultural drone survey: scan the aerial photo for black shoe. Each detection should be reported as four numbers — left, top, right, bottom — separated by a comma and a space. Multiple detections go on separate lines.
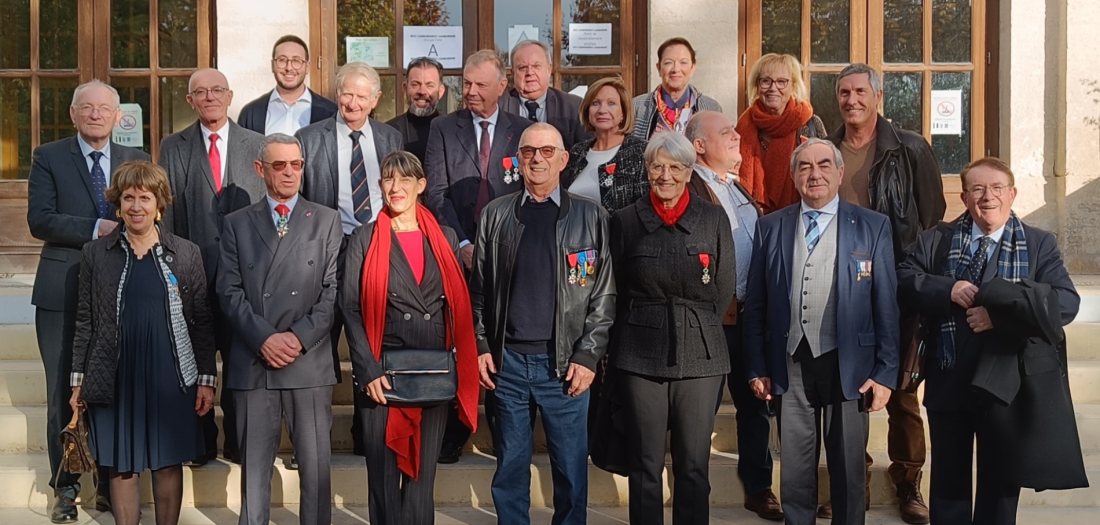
94, 494, 111, 512
182, 457, 208, 468
50, 496, 78, 524
286, 455, 299, 470
437, 441, 461, 464
223, 450, 241, 465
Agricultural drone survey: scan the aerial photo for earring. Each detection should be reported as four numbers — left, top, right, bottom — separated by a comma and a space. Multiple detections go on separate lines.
156, 211, 163, 222
115, 210, 121, 218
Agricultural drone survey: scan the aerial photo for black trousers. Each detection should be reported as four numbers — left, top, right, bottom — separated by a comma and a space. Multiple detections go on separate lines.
927, 409, 1020, 525
718, 323, 774, 495
361, 398, 448, 525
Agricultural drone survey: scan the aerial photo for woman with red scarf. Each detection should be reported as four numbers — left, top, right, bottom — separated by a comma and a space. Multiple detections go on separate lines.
630, 37, 723, 141
607, 132, 735, 524
736, 53, 828, 214
339, 151, 478, 525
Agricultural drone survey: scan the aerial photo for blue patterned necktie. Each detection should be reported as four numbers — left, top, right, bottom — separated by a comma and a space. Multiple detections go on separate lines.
349, 130, 372, 223
89, 151, 110, 219
804, 210, 822, 253
969, 236, 995, 284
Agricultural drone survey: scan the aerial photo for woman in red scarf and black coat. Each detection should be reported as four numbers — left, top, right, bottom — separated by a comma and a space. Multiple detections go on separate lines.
339, 151, 479, 525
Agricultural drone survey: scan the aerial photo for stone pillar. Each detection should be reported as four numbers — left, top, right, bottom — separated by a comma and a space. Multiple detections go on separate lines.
216, 0, 312, 121
1062, 0, 1100, 273
648, 0, 740, 116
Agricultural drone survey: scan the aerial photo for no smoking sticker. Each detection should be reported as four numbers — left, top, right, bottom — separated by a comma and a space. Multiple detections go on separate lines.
930, 90, 962, 136
112, 103, 144, 148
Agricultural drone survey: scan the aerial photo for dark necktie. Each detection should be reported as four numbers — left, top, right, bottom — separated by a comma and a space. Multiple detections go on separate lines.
524, 100, 540, 123
89, 151, 110, 219
349, 130, 372, 223
804, 210, 822, 254
474, 120, 492, 222
969, 235, 995, 284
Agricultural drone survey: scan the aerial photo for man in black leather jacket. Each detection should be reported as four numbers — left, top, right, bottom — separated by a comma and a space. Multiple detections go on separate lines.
826, 63, 946, 524
470, 123, 615, 525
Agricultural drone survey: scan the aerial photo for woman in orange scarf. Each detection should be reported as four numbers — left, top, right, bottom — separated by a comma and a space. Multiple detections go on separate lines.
735, 53, 828, 214
339, 151, 478, 525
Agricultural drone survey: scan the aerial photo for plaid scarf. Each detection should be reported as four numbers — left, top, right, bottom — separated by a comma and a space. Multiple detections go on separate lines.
937, 211, 1029, 368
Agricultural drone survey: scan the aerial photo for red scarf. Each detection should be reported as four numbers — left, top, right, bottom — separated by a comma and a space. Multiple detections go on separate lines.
650, 189, 691, 225
735, 97, 815, 214
360, 204, 479, 479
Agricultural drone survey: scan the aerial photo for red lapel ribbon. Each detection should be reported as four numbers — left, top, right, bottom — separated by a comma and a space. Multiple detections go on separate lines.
604, 163, 617, 175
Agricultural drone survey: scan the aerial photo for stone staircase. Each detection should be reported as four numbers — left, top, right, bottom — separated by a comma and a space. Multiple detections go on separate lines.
0, 274, 1097, 510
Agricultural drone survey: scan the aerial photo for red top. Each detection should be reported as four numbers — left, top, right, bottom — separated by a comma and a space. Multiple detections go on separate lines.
396, 230, 425, 285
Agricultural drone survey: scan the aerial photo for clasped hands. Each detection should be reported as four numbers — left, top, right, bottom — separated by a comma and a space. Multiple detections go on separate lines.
261, 331, 303, 369
951, 280, 994, 333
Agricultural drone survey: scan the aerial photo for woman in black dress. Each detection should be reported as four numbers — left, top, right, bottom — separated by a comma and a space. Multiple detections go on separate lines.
70, 161, 215, 525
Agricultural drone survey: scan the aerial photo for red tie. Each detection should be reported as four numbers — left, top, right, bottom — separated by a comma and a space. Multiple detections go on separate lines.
208, 132, 223, 193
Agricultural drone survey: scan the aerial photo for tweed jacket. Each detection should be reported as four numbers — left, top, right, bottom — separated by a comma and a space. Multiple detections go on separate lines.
561, 135, 650, 214
631, 88, 723, 141
71, 227, 216, 404
609, 194, 735, 379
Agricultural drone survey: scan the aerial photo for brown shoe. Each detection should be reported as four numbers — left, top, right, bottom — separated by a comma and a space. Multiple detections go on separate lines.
897, 481, 930, 524
816, 501, 832, 519
744, 489, 784, 521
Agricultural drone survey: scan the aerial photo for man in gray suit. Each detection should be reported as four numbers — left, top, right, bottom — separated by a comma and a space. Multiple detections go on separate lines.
159, 68, 267, 465
217, 133, 342, 525
499, 40, 589, 152
27, 79, 149, 523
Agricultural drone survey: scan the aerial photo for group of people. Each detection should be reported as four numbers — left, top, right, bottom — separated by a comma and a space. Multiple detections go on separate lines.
25, 30, 1087, 525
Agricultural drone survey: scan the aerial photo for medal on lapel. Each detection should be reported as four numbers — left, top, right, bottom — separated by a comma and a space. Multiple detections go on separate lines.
277, 215, 289, 238
577, 251, 589, 287
503, 156, 520, 184
699, 253, 711, 284
601, 163, 617, 188
857, 260, 872, 281
568, 252, 579, 284
585, 250, 597, 276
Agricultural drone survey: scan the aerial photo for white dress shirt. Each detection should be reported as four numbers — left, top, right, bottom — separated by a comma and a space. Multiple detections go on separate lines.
472, 108, 500, 151
336, 114, 383, 234
77, 134, 112, 240
800, 194, 841, 234
265, 89, 313, 136
199, 120, 229, 185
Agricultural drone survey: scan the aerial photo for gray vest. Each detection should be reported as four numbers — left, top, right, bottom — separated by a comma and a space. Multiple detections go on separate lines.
786, 213, 839, 357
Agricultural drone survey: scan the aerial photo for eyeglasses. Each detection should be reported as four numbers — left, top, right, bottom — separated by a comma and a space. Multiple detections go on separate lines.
965, 185, 1012, 198
189, 87, 230, 99
519, 145, 560, 160
757, 77, 791, 90
274, 56, 307, 70
74, 104, 117, 116
262, 159, 304, 171
648, 163, 689, 176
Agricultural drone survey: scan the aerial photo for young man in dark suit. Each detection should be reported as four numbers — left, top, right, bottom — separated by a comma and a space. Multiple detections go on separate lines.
237, 35, 337, 136
27, 79, 150, 524
499, 40, 589, 152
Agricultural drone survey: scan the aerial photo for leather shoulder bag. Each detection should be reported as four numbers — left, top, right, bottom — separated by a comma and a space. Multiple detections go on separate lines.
381, 306, 458, 407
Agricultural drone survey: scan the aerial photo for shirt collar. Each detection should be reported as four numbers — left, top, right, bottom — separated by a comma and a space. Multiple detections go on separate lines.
268, 88, 312, 105
267, 193, 299, 216
200, 120, 230, 140
693, 163, 730, 184
800, 194, 840, 216
523, 184, 561, 206
970, 221, 1006, 245
520, 90, 549, 108
472, 108, 500, 127
76, 134, 110, 160
336, 112, 372, 135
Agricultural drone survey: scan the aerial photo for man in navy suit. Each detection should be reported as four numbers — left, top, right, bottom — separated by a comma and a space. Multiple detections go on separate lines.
237, 35, 337, 136
743, 138, 900, 525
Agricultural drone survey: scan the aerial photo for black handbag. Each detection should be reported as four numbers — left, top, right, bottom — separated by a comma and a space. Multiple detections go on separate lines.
380, 308, 458, 407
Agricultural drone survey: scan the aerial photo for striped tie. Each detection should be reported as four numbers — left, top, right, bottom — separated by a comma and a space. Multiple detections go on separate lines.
349, 130, 372, 223
804, 210, 822, 254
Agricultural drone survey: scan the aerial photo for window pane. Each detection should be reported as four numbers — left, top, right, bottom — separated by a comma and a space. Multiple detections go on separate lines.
112, 76, 152, 154
338, 0, 396, 67
883, 0, 922, 64
811, 0, 850, 64
931, 72, 971, 174
932, 0, 971, 63
160, 76, 194, 139
0, 78, 32, 179
113, 0, 151, 69
39, 77, 79, 145
438, 74, 464, 114
404, 0, 461, 26
39, 0, 78, 69
563, 0, 621, 67
495, 0, 552, 66
810, 73, 841, 136
883, 72, 922, 134
372, 75, 398, 122
158, 0, 199, 68
761, 0, 801, 57
0, 0, 31, 69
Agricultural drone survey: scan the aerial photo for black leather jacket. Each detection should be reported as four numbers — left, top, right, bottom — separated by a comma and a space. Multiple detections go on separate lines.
829, 115, 946, 260
469, 189, 616, 375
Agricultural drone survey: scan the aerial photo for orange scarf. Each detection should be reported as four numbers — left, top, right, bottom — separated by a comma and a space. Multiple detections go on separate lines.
735, 98, 815, 214
360, 203, 479, 479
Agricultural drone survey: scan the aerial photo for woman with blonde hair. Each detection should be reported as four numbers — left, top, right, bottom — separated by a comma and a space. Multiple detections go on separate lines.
736, 53, 827, 214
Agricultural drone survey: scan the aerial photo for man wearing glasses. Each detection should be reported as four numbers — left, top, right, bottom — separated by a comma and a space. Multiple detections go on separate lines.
27, 79, 149, 523
499, 40, 589, 152
159, 67, 267, 467
238, 35, 337, 136
470, 123, 615, 525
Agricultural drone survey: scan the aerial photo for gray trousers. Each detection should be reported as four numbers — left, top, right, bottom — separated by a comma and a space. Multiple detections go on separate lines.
360, 399, 448, 525
36, 308, 110, 500
778, 354, 868, 525
233, 386, 333, 525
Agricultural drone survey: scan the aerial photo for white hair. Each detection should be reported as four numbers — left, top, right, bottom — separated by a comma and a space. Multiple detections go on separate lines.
71, 79, 120, 108
789, 138, 845, 174
335, 62, 382, 97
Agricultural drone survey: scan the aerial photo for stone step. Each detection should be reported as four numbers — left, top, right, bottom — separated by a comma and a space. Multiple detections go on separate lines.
1074, 276, 1100, 323
1, 450, 1098, 509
